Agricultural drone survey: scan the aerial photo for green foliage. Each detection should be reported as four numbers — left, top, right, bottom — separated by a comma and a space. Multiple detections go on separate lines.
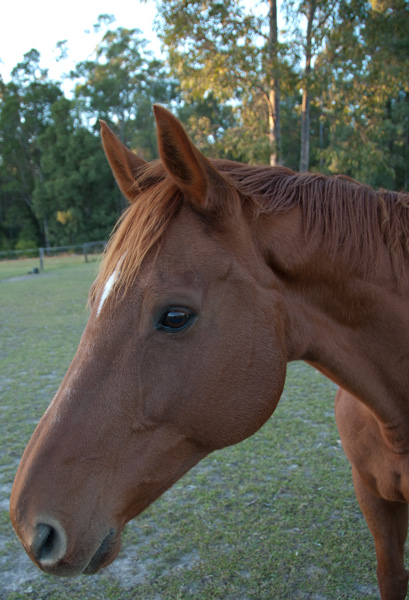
315, 0, 409, 186
14, 238, 38, 251
0, 51, 62, 249
154, 0, 288, 165
32, 97, 117, 246
153, 0, 409, 182
0, 21, 177, 250
0, 3, 408, 251
71, 23, 177, 159
157, 0, 263, 100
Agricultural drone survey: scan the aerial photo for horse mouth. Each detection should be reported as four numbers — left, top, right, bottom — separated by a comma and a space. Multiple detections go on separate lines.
83, 529, 120, 575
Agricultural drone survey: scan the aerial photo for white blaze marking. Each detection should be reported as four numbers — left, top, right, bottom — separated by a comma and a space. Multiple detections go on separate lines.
97, 271, 117, 316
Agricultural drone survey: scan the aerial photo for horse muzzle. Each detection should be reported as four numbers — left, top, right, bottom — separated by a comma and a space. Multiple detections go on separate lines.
19, 516, 121, 577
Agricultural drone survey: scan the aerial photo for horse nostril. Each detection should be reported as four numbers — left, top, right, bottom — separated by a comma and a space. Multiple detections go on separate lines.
31, 521, 67, 566
32, 524, 54, 560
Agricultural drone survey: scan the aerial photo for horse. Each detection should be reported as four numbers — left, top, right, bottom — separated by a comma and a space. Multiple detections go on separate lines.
9, 105, 409, 600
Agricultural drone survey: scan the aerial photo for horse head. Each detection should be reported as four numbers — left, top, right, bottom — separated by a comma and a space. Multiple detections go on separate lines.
10, 106, 288, 576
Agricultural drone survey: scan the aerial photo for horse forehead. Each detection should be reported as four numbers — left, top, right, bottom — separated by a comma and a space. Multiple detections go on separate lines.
150, 208, 234, 279
143, 249, 233, 292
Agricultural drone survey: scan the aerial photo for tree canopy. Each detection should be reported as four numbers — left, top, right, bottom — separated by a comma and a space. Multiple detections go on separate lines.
0, 1, 408, 251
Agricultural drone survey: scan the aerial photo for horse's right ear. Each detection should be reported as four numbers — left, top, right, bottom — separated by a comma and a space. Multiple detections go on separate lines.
153, 105, 238, 215
100, 120, 146, 202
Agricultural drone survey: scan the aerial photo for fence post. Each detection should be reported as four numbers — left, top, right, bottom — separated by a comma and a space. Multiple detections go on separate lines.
83, 244, 88, 263
39, 248, 44, 272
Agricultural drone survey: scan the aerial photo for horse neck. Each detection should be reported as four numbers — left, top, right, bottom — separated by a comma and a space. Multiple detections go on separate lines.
255, 206, 409, 434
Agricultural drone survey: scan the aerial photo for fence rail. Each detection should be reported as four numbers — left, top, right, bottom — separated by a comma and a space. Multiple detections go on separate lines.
0, 241, 106, 271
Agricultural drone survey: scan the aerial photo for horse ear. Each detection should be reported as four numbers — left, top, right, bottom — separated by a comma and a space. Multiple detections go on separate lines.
153, 105, 235, 213
100, 120, 146, 202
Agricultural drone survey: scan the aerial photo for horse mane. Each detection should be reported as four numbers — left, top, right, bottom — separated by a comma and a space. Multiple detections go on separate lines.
91, 161, 182, 304
93, 159, 409, 304
218, 160, 409, 285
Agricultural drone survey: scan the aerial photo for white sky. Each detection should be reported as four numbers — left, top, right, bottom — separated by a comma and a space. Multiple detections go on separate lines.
0, 0, 160, 85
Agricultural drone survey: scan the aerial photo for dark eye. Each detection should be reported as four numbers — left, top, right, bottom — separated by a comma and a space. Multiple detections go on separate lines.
159, 309, 193, 332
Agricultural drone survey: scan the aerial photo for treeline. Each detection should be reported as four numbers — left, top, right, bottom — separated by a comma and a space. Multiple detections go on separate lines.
0, 0, 408, 251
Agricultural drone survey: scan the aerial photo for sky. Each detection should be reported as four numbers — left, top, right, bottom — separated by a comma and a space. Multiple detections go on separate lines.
0, 0, 161, 85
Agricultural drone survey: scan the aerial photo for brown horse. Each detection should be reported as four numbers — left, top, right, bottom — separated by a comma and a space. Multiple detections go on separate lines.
10, 106, 409, 600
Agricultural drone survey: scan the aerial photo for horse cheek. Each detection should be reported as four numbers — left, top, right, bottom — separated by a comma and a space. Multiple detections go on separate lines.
222, 323, 287, 445
210, 292, 288, 446
172, 319, 287, 450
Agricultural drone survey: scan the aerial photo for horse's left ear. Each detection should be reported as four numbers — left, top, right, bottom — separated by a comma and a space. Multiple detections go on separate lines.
153, 105, 236, 213
100, 120, 147, 202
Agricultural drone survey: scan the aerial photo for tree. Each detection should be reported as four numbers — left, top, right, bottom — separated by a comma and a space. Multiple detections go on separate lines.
318, 0, 409, 189
0, 20, 179, 250
0, 50, 62, 248
267, 0, 282, 165
364, 0, 409, 189
32, 97, 117, 246
153, 0, 289, 165
283, 0, 340, 172
71, 17, 177, 159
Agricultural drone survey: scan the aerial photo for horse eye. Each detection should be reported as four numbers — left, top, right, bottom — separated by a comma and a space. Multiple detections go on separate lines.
159, 309, 192, 331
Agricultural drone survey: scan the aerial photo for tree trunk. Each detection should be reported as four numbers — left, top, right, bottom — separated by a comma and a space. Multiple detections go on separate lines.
300, 0, 316, 172
405, 92, 409, 190
43, 219, 50, 250
300, 88, 311, 172
268, 0, 281, 166
319, 97, 324, 170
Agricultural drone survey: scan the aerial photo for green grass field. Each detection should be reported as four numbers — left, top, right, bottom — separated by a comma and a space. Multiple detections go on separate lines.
0, 257, 384, 599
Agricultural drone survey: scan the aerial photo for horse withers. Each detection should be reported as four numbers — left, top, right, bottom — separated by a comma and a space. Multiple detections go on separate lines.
10, 106, 409, 600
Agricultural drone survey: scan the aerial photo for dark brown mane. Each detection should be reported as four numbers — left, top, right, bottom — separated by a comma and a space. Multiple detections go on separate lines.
94, 158, 409, 301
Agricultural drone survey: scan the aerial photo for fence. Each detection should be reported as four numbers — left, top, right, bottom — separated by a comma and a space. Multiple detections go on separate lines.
0, 241, 106, 272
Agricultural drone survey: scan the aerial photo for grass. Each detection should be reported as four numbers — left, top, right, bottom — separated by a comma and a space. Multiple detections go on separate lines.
0, 256, 385, 599
0, 254, 101, 282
